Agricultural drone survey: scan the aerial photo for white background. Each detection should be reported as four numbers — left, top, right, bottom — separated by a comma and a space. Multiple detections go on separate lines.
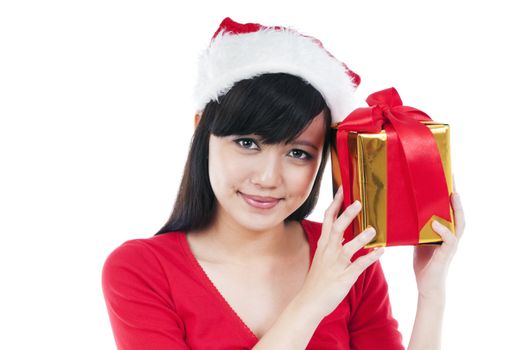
1, 1, 525, 349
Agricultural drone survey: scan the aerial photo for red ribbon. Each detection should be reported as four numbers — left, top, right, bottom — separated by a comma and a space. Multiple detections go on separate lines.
336, 87, 452, 245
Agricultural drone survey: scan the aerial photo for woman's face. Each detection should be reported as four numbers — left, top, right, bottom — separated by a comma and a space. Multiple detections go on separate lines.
208, 112, 326, 232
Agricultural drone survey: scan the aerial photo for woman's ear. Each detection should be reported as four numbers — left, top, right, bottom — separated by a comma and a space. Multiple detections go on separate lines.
194, 112, 202, 129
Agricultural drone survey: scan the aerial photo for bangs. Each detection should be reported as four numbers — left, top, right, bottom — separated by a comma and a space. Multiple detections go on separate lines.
208, 73, 329, 144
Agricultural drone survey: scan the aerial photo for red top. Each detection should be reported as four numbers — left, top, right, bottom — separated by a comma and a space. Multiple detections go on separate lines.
102, 219, 404, 349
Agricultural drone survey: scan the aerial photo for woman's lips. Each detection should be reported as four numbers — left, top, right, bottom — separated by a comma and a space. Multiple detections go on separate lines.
239, 192, 281, 209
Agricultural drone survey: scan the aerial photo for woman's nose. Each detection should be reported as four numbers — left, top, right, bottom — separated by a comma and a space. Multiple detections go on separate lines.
250, 154, 282, 188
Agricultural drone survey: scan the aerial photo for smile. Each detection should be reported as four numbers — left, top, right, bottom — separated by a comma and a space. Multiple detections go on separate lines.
238, 192, 282, 209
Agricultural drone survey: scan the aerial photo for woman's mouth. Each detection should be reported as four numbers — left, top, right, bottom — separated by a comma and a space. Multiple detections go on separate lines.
238, 192, 282, 209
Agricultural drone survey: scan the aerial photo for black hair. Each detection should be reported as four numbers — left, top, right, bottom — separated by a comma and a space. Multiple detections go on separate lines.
155, 73, 332, 235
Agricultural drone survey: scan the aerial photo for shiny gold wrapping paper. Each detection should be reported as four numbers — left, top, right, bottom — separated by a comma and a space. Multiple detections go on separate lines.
330, 121, 455, 248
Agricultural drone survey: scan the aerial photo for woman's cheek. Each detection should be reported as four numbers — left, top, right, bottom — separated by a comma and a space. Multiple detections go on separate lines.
217, 150, 256, 185
288, 163, 318, 193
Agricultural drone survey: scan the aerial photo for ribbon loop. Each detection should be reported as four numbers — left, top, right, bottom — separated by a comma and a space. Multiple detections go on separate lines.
366, 87, 403, 108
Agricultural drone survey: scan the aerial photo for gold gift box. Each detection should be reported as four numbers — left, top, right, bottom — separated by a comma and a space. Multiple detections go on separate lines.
330, 121, 455, 248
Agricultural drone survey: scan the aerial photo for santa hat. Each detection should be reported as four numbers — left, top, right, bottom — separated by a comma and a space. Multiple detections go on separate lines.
192, 17, 361, 124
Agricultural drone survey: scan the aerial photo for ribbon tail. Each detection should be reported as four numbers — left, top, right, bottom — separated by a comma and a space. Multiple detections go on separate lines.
387, 113, 452, 233
336, 129, 355, 242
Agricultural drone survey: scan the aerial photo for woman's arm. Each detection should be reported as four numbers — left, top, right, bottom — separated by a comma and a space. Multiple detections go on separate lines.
408, 186, 465, 350
253, 261, 404, 350
407, 291, 446, 350
251, 290, 325, 350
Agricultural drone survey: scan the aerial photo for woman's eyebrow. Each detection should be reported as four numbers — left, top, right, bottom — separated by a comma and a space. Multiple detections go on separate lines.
290, 140, 319, 151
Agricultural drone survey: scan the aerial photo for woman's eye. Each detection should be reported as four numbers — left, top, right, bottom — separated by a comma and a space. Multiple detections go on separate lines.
289, 149, 312, 160
235, 138, 259, 149
234, 138, 312, 160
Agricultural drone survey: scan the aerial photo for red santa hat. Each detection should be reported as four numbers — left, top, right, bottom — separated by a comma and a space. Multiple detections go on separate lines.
193, 17, 361, 124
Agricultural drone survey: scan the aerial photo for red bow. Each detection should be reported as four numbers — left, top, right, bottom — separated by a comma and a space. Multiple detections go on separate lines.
336, 87, 452, 245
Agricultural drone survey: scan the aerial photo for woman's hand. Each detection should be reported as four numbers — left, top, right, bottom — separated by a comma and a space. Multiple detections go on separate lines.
299, 186, 384, 319
413, 176, 466, 298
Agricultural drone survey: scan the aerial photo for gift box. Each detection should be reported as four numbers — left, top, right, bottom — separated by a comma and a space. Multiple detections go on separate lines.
330, 87, 455, 248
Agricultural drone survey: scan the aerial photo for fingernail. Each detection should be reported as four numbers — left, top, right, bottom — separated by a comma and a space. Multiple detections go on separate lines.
350, 200, 361, 210
338, 186, 343, 194
364, 227, 376, 238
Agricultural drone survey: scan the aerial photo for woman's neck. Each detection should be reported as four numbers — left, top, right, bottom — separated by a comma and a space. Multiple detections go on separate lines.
190, 210, 302, 265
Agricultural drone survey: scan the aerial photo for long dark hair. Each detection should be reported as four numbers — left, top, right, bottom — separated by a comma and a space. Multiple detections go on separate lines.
155, 73, 332, 236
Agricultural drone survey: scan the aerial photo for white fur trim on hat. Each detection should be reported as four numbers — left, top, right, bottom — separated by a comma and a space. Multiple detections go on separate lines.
192, 25, 359, 124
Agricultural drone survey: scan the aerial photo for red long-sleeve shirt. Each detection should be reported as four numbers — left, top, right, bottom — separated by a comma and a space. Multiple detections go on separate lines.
101, 219, 404, 349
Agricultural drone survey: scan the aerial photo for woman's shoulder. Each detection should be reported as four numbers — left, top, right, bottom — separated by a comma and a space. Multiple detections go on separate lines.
102, 231, 188, 279
101, 233, 191, 321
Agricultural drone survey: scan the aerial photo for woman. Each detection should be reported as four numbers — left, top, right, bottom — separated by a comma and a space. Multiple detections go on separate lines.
102, 17, 465, 350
